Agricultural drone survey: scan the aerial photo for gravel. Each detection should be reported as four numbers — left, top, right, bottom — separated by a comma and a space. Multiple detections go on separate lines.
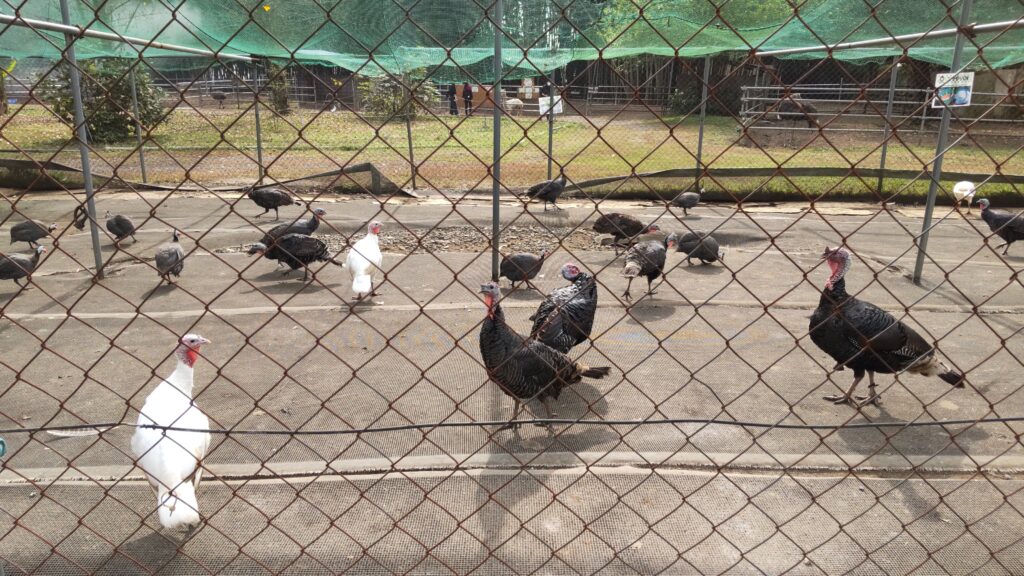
218, 224, 607, 255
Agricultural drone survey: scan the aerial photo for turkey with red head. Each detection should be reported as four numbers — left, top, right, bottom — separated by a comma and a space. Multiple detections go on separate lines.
809, 247, 964, 407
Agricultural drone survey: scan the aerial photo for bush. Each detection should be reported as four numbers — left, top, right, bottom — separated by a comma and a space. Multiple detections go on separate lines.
667, 85, 702, 116
39, 59, 165, 144
358, 75, 439, 120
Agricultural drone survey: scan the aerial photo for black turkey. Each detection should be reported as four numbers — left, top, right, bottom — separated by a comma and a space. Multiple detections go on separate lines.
977, 198, 1024, 255
105, 211, 136, 245
499, 249, 549, 289
210, 91, 227, 107
621, 236, 675, 301
0, 245, 45, 288
809, 247, 963, 407
72, 205, 89, 230
155, 230, 185, 284
10, 219, 56, 248
530, 263, 597, 354
260, 208, 327, 247
593, 213, 660, 254
675, 231, 723, 265
248, 233, 343, 280
479, 282, 610, 431
247, 186, 302, 219
774, 94, 818, 128
526, 174, 567, 211
672, 189, 702, 216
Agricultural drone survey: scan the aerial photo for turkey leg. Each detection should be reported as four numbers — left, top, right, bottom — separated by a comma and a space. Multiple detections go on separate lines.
622, 278, 634, 301
646, 276, 658, 296
497, 399, 523, 432
855, 372, 882, 407
823, 370, 864, 405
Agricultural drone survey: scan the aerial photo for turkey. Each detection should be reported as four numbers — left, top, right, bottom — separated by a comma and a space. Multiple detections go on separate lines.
499, 249, 549, 289
155, 230, 185, 284
248, 233, 343, 280
592, 213, 660, 254
131, 334, 211, 532
621, 236, 675, 301
479, 282, 610, 431
977, 198, 1024, 256
672, 189, 703, 216
260, 207, 327, 246
809, 247, 964, 407
773, 94, 818, 128
105, 210, 136, 245
10, 219, 56, 248
72, 205, 89, 230
526, 174, 567, 211
529, 263, 597, 354
1, 245, 46, 288
675, 231, 724, 265
247, 186, 302, 220
344, 220, 383, 299
952, 181, 976, 213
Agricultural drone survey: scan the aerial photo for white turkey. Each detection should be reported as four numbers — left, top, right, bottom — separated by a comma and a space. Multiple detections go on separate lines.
131, 334, 212, 531
344, 220, 383, 299
952, 181, 976, 213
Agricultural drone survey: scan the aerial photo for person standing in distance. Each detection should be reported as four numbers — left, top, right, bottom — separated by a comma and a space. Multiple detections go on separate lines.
462, 82, 473, 116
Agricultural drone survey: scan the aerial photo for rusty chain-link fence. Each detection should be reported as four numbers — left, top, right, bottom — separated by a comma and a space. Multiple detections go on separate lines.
2, 0, 1024, 574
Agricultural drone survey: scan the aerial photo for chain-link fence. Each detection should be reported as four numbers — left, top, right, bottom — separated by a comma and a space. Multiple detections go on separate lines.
2, 0, 1024, 574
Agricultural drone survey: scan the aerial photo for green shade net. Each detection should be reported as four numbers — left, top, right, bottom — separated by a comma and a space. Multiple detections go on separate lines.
0, 0, 1021, 78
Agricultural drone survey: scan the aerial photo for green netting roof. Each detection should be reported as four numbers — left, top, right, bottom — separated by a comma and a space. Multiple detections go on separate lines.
0, 0, 1021, 77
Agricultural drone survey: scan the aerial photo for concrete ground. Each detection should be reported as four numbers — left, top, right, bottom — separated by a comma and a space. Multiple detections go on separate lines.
2, 189, 1023, 574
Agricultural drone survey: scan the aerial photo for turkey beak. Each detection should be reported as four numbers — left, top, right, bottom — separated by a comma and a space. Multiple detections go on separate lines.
197, 337, 211, 346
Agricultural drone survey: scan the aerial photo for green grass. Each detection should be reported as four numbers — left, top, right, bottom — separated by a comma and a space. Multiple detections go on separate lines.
1, 104, 1021, 203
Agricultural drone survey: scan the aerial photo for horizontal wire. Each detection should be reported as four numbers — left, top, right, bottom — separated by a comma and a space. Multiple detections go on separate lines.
2, 416, 1023, 437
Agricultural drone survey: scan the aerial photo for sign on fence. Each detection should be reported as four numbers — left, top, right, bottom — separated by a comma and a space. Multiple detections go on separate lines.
539, 95, 563, 116
932, 71, 974, 108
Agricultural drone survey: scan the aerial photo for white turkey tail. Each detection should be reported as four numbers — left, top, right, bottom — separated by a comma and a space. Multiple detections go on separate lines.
622, 261, 641, 278
157, 481, 201, 530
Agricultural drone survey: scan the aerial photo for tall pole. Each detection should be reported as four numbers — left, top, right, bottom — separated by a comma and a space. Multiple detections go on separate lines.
128, 67, 148, 183
406, 100, 417, 189
491, 0, 503, 281
253, 88, 265, 185
913, 0, 972, 285
876, 56, 900, 196
695, 54, 711, 191
59, 0, 104, 278
546, 88, 554, 180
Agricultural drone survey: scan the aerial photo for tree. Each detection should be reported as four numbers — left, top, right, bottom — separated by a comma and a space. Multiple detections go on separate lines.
40, 59, 165, 144
264, 60, 291, 115
0, 59, 16, 116
358, 74, 439, 120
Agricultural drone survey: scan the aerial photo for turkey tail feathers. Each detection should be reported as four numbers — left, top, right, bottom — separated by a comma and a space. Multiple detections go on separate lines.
580, 366, 611, 379
623, 261, 641, 278
939, 370, 965, 388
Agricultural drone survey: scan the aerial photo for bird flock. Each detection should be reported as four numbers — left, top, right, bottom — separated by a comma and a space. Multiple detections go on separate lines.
0, 178, 1014, 534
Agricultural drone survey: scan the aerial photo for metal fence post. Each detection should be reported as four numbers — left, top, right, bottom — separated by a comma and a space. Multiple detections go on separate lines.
546, 90, 554, 180
254, 88, 265, 185
491, 0, 503, 281
58, 0, 104, 279
128, 66, 148, 183
406, 91, 417, 189
913, 0, 972, 285
876, 56, 900, 195
695, 54, 711, 191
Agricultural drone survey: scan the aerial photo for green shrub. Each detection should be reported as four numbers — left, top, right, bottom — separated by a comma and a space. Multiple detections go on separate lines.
265, 60, 291, 115
667, 85, 702, 116
39, 59, 165, 144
